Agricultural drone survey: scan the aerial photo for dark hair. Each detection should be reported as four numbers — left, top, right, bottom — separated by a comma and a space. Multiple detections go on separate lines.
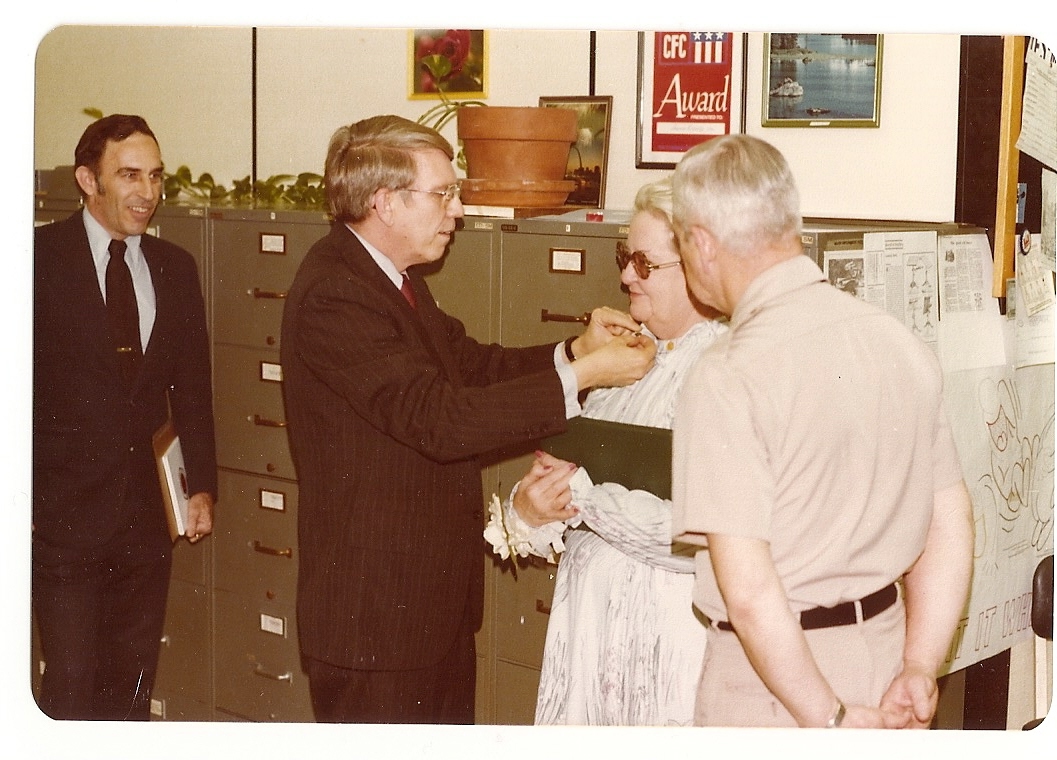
74, 114, 158, 178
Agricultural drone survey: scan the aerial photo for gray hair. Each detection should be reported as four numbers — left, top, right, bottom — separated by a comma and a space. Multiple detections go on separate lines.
672, 134, 801, 256
325, 115, 454, 224
632, 176, 674, 225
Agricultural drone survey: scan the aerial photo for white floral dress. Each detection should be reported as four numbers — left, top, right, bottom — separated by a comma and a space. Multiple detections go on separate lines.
485, 319, 727, 725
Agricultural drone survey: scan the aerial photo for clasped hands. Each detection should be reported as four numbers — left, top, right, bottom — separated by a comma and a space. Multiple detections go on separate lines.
513, 450, 579, 528
567, 306, 655, 391
826, 662, 940, 728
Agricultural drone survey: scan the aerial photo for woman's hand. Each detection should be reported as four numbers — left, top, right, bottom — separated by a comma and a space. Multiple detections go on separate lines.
512, 450, 579, 527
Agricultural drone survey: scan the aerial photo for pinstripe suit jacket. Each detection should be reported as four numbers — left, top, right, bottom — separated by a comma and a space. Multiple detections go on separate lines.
281, 222, 568, 671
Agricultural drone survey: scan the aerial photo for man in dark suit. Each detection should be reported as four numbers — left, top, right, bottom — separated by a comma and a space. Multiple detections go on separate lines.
281, 115, 654, 724
33, 114, 217, 720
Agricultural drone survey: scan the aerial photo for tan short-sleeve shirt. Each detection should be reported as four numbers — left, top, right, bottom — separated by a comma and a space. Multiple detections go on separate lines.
672, 256, 963, 621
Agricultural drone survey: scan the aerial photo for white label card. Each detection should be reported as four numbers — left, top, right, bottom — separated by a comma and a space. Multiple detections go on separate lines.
260, 362, 283, 382
550, 248, 584, 274
260, 613, 285, 636
260, 233, 286, 254
259, 489, 286, 512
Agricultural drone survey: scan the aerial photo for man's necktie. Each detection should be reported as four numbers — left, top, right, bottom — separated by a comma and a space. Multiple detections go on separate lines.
106, 239, 142, 383
400, 273, 417, 309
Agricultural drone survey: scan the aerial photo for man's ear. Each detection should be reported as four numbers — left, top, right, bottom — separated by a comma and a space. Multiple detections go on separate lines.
684, 225, 717, 267
373, 187, 402, 226
74, 166, 97, 198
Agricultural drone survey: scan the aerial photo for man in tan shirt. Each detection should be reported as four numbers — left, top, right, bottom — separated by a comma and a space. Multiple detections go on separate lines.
669, 134, 974, 729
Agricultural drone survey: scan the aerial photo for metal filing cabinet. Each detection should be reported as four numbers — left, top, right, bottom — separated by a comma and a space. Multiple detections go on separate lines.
208, 207, 329, 721
479, 214, 632, 723
148, 205, 214, 721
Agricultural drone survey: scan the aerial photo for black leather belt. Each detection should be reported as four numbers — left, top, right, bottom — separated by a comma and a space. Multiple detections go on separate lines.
715, 583, 898, 632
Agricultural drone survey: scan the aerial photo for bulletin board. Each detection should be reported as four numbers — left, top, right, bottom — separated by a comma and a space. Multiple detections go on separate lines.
940, 35, 1055, 674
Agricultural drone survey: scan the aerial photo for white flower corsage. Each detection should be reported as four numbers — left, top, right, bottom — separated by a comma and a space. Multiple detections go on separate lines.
483, 486, 568, 565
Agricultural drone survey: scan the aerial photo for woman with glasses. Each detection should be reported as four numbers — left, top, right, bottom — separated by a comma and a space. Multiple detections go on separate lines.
484, 178, 727, 725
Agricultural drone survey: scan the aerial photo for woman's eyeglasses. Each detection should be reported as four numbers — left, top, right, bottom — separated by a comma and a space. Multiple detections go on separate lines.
616, 241, 682, 279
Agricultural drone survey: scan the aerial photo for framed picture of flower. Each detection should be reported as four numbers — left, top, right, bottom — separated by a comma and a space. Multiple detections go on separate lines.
636, 32, 746, 169
409, 29, 487, 100
762, 33, 883, 127
539, 96, 613, 208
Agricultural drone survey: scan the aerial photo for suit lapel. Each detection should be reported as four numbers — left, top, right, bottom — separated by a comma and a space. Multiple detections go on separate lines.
406, 272, 462, 381
135, 237, 167, 391
334, 225, 459, 379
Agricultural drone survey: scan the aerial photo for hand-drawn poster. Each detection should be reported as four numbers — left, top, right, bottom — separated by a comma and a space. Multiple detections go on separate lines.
941, 360, 1054, 674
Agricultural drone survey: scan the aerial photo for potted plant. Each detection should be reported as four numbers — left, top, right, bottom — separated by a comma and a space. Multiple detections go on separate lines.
413, 31, 577, 207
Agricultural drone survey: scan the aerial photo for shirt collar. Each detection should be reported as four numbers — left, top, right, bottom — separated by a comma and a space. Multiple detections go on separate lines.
82, 207, 144, 268
730, 255, 825, 329
347, 224, 404, 289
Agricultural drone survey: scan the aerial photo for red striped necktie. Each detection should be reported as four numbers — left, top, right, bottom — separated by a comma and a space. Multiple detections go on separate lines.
400, 273, 417, 309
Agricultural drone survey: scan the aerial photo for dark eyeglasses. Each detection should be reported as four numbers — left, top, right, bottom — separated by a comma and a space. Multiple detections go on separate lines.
616, 241, 682, 279
404, 182, 462, 205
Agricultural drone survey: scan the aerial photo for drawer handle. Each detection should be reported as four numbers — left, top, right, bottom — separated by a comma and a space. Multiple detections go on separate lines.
253, 414, 287, 428
251, 287, 288, 299
535, 599, 551, 615
541, 309, 591, 325
253, 664, 292, 682
254, 540, 293, 558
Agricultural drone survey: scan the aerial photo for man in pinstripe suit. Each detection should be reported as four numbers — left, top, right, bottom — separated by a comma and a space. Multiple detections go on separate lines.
280, 115, 654, 724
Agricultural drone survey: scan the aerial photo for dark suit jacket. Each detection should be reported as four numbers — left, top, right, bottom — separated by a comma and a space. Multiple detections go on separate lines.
33, 211, 217, 558
281, 223, 568, 671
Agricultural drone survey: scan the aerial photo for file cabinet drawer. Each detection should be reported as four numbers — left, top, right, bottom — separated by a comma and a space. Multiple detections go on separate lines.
210, 210, 328, 351
494, 555, 557, 669
213, 589, 314, 722
154, 579, 211, 709
493, 660, 542, 725
214, 470, 298, 603
498, 227, 628, 347
213, 344, 294, 479
170, 530, 210, 586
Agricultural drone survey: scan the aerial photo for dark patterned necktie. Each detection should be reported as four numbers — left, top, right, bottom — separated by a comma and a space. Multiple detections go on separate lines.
400, 273, 417, 309
106, 239, 141, 383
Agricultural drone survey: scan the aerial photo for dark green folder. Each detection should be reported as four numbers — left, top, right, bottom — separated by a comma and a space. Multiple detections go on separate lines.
541, 416, 673, 499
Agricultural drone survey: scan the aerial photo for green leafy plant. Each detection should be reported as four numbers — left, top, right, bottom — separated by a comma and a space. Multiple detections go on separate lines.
163, 168, 326, 210
163, 166, 229, 203
82, 106, 326, 210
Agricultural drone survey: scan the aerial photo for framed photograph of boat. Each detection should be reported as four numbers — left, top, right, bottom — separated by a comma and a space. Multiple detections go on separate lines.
762, 33, 883, 128
636, 31, 746, 168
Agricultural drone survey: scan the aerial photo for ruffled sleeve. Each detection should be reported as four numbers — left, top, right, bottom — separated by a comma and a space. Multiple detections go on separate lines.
483, 482, 572, 565
568, 468, 695, 573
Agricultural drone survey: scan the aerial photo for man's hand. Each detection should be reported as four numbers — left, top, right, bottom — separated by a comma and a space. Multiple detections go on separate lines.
568, 307, 642, 358
571, 333, 656, 391
879, 660, 939, 728
512, 451, 578, 527
185, 492, 215, 543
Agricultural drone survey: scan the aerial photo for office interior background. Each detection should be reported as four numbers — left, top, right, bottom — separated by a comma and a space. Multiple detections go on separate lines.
15, 16, 1055, 758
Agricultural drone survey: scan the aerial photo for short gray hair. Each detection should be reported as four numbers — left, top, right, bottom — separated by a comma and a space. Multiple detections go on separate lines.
672, 134, 801, 256
632, 177, 675, 227
325, 115, 454, 224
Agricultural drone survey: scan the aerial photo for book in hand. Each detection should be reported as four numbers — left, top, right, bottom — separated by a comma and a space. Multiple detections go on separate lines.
541, 416, 673, 500
153, 420, 189, 542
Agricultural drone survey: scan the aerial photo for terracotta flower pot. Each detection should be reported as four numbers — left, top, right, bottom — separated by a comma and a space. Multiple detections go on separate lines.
457, 106, 577, 184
